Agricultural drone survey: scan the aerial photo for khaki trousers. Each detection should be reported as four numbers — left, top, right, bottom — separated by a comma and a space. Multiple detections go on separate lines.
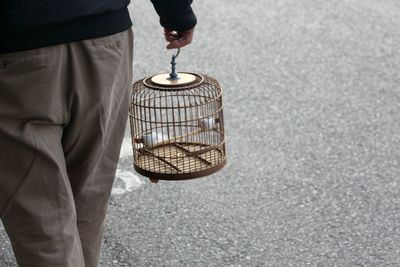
0, 29, 133, 267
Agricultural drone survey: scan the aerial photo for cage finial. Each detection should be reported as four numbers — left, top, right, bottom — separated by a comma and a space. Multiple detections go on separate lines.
168, 48, 180, 81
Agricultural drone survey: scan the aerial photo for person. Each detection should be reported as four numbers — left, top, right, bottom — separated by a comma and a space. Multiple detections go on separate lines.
0, 0, 196, 266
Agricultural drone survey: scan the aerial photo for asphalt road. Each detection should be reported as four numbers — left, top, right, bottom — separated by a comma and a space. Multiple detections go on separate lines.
2, 0, 400, 266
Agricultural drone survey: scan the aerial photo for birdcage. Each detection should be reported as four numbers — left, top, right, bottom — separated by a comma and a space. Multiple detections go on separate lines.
129, 49, 226, 182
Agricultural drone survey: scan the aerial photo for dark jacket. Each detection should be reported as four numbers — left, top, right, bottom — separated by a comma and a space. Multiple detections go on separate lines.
0, 0, 196, 54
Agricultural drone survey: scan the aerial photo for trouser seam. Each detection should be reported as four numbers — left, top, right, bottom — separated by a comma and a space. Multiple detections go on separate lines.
1, 133, 38, 220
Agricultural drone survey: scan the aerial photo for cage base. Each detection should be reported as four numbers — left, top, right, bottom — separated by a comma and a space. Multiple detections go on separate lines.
133, 142, 226, 181
134, 159, 226, 181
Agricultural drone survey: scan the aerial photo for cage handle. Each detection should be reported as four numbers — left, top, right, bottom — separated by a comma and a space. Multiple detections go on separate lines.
168, 48, 180, 81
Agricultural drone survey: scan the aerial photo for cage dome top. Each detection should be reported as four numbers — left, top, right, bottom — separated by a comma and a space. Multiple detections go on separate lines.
131, 73, 223, 109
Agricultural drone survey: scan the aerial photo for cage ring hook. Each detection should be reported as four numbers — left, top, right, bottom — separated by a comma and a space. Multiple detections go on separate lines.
174, 48, 181, 59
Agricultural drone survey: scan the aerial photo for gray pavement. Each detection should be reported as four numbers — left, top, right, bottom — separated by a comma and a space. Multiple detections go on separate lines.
2, 0, 400, 266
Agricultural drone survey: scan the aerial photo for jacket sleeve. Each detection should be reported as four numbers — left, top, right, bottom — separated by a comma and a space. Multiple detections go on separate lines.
150, 0, 197, 31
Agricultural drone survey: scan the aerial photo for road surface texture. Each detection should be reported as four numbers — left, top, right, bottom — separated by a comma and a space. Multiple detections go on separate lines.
1, 0, 400, 266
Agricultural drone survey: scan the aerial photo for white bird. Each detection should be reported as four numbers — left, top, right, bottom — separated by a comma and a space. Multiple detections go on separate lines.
198, 117, 217, 130
142, 132, 166, 147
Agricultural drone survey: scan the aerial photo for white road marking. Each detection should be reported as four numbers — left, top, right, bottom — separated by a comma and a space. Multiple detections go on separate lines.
112, 169, 143, 195
119, 137, 133, 158
112, 137, 144, 195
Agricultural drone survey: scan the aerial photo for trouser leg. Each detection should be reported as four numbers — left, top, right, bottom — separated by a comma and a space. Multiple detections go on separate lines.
0, 28, 133, 267
0, 48, 85, 266
61, 29, 133, 267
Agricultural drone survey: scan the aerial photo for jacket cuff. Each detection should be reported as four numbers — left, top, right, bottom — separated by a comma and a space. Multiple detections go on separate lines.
160, 12, 197, 31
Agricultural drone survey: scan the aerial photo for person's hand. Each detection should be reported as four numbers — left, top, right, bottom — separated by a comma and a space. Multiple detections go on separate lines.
164, 28, 194, 49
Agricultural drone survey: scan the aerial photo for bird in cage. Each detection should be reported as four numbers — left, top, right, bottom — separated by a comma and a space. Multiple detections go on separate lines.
142, 132, 167, 148
198, 117, 218, 130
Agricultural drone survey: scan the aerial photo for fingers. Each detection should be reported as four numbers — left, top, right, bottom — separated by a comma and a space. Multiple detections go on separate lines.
164, 28, 194, 49
166, 38, 190, 49
164, 29, 178, 42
